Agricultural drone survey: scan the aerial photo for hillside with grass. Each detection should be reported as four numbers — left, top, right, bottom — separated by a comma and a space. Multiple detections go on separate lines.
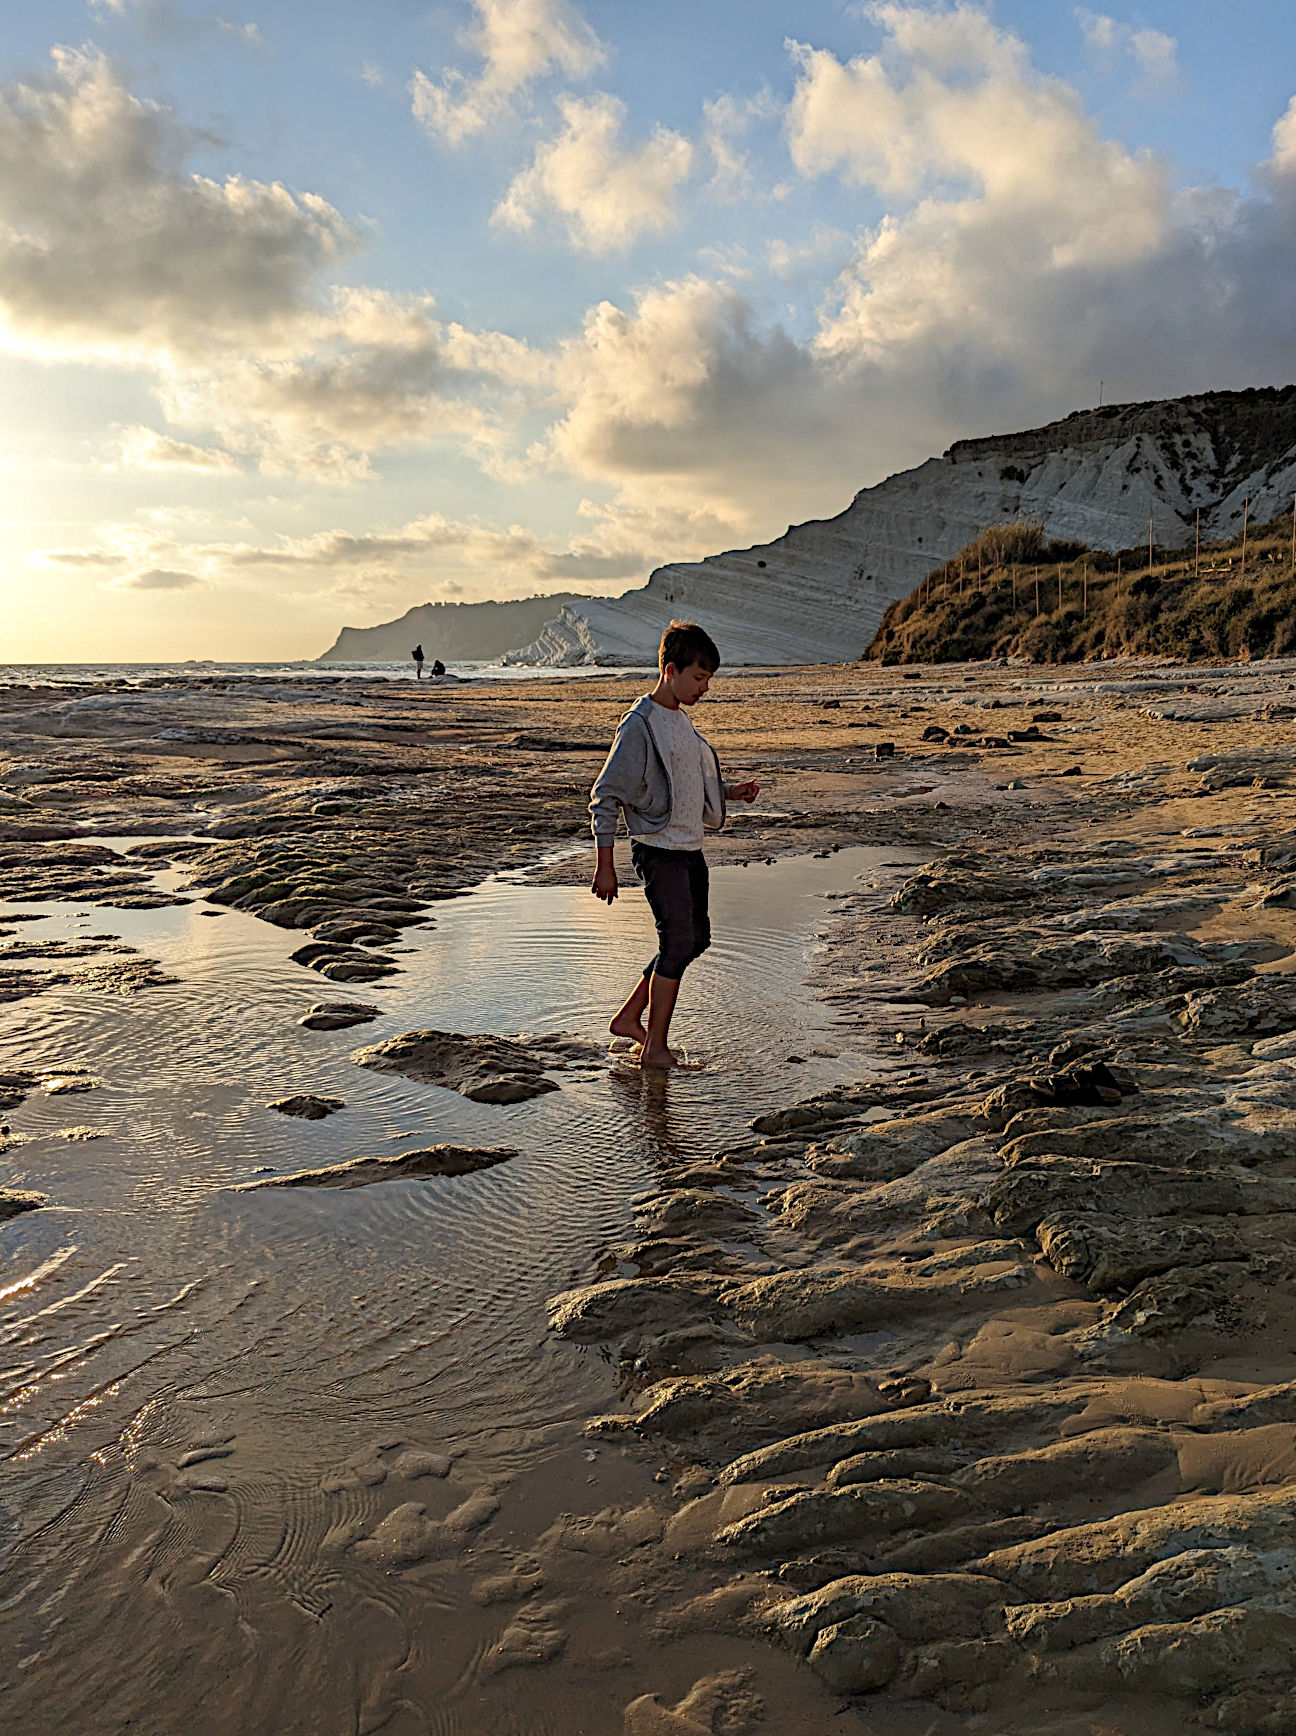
864, 515, 1296, 665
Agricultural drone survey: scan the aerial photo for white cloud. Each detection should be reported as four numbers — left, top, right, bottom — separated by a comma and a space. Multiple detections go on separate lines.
1270, 95, 1296, 175
767, 223, 855, 283
39, 533, 203, 590
219, 20, 265, 48
1077, 10, 1178, 83
152, 287, 550, 478
494, 94, 693, 254
411, 0, 604, 146
0, 49, 354, 359
701, 89, 778, 196
111, 426, 241, 472
35, 508, 648, 602
787, 2, 1165, 249
518, 14, 1296, 571
108, 566, 202, 590
41, 547, 130, 568
0, 50, 536, 481
87, 1, 266, 50
541, 275, 865, 546
15, 5, 1296, 628
785, 4, 1172, 381
220, 515, 643, 583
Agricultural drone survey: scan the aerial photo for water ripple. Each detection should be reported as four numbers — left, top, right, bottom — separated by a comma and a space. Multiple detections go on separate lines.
0, 843, 920, 1734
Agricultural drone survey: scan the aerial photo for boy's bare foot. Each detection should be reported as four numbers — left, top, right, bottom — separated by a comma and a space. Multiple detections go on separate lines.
639, 1044, 679, 1069
609, 1011, 649, 1045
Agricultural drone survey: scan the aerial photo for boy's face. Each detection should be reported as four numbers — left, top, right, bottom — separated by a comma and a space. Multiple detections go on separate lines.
664, 660, 713, 705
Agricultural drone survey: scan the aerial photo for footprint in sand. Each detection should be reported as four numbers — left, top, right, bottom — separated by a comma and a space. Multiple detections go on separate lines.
351, 1489, 500, 1569
319, 1438, 456, 1493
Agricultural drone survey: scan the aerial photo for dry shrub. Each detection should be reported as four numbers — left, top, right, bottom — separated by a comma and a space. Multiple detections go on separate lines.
864, 521, 1296, 665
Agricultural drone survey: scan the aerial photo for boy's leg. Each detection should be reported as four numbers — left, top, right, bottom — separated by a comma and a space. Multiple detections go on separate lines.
642, 972, 681, 1067
688, 852, 711, 961
639, 851, 709, 1066
635, 846, 700, 1068
609, 969, 651, 1043
608, 843, 655, 1043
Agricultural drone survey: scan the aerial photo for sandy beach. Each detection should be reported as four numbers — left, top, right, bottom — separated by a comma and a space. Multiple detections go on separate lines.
4, 657, 1296, 1736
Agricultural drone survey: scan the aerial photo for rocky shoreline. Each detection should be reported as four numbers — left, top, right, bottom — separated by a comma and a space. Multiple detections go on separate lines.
5, 658, 1296, 1733
548, 849, 1296, 1730
521, 661, 1296, 1734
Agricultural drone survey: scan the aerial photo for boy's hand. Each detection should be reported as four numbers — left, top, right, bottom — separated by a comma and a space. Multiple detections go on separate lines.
592, 859, 619, 903
728, 780, 760, 803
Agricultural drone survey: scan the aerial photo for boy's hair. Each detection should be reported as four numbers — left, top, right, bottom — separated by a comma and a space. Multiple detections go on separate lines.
659, 619, 720, 674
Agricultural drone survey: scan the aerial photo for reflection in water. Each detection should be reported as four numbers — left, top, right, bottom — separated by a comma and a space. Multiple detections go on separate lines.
0, 845, 917, 1735
605, 1063, 684, 1159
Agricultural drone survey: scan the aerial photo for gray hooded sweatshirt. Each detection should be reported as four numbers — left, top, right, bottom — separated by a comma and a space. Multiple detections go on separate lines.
589, 694, 727, 846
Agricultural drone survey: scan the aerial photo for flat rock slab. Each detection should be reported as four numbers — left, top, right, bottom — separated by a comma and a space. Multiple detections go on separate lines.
0, 1187, 47, 1221
0, 1067, 96, 1109
290, 940, 398, 982
267, 1094, 345, 1120
238, 1145, 516, 1190
352, 1028, 600, 1103
297, 1002, 380, 1031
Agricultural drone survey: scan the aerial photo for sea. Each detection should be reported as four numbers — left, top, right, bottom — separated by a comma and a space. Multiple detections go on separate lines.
0, 659, 654, 687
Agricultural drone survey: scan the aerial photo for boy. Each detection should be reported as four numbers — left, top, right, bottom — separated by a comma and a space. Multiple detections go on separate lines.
589, 621, 759, 1068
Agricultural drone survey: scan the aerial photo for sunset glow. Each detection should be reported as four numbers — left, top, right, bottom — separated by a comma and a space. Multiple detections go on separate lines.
2, 0, 1294, 660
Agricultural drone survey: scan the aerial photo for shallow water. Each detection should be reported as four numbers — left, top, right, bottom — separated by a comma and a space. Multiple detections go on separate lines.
0, 844, 916, 1732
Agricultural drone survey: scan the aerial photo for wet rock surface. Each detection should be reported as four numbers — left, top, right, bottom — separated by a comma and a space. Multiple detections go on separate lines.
0, 1065, 98, 1109
266, 1094, 345, 1120
12, 661, 1296, 1734
353, 1027, 603, 1103
238, 1144, 517, 1189
0, 1186, 47, 1220
516, 672, 1296, 1734
296, 1000, 380, 1030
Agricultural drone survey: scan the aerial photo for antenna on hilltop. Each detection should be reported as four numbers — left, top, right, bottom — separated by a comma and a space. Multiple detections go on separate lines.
1099, 380, 1104, 407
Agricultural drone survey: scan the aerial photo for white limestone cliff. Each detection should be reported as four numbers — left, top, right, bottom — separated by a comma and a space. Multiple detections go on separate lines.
500, 388, 1296, 667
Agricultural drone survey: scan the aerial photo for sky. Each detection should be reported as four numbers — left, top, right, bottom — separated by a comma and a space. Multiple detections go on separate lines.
1, 1, 1294, 661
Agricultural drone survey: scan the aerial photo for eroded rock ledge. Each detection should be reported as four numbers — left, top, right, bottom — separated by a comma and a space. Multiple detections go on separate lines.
544, 826, 1296, 1732
239, 1144, 516, 1190
353, 1028, 604, 1104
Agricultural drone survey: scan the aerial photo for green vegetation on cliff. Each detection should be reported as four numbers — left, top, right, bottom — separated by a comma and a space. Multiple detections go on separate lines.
864, 516, 1296, 664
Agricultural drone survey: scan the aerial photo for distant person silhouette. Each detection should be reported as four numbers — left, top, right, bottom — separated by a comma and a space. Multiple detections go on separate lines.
431, 658, 446, 677
412, 644, 424, 680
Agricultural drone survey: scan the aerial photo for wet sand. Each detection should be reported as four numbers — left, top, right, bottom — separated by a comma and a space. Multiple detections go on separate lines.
3, 658, 1296, 1734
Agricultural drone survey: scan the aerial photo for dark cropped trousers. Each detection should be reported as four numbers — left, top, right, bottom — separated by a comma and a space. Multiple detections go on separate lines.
630, 841, 711, 982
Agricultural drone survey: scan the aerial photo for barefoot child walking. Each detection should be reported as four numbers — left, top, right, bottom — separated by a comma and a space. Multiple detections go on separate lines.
589, 621, 759, 1068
